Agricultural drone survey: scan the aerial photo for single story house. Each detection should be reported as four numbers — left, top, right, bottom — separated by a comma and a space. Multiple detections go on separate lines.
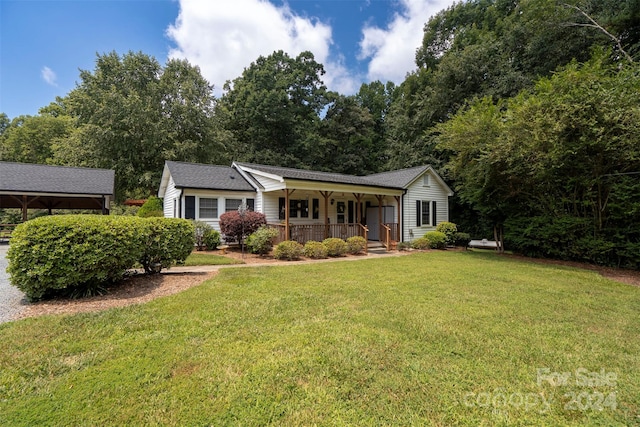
0, 161, 115, 221
158, 161, 453, 247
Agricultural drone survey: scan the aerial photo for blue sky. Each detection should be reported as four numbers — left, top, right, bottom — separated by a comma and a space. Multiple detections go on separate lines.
0, 0, 456, 119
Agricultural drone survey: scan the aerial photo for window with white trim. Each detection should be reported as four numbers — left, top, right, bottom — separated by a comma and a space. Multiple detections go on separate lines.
225, 198, 242, 212
199, 197, 218, 218
416, 200, 436, 226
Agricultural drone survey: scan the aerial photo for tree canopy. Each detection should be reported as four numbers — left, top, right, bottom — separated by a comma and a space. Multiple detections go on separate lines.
437, 52, 640, 266
62, 51, 222, 198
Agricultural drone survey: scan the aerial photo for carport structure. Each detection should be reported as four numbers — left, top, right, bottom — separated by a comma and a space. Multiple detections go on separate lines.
0, 161, 115, 221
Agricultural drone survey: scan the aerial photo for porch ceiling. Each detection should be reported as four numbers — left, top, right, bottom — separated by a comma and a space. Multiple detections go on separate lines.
268, 179, 403, 196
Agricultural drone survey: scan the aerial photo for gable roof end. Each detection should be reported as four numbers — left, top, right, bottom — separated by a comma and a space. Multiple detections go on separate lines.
164, 161, 256, 192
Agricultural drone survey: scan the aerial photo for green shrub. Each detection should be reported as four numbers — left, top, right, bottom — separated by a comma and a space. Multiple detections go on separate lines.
346, 236, 367, 255
273, 240, 303, 261
398, 241, 411, 251
8, 215, 145, 300
425, 231, 447, 249
435, 221, 458, 245
137, 196, 164, 217
323, 237, 348, 257
204, 228, 221, 250
453, 232, 471, 247
246, 226, 278, 255
303, 241, 328, 259
7, 215, 194, 300
193, 220, 211, 251
504, 215, 623, 266
138, 218, 195, 274
411, 237, 430, 250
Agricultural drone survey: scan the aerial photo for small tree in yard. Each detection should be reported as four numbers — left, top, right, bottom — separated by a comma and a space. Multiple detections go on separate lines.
219, 210, 266, 244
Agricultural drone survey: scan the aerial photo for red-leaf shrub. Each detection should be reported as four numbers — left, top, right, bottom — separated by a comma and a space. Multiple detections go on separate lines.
219, 211, 267, 243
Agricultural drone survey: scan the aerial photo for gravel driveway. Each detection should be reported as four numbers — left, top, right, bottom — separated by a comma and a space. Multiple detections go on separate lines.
0, 244, 26, 323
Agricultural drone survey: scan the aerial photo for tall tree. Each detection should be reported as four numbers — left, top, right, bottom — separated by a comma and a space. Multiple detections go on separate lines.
64, 51, 220, 198
386, 0, 631, 170
437, 53, 640, 266
217, 50, 330, 168
311, 94, 377, 175
0, 114, 74, 164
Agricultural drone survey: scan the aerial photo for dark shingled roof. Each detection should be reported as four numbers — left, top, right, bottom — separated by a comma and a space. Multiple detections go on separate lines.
167, 161, 256, 191
0, 161, 114, 195
234, 162, 405, 189
364, 165, 430, 188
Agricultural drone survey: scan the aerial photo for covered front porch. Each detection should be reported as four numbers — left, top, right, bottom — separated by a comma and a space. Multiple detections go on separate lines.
266, 189, 402, 250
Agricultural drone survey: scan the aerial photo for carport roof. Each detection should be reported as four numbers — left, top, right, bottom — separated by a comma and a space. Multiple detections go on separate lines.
0, 161, 115, 195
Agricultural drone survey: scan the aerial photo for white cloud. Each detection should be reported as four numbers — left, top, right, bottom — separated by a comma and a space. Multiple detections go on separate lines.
359, 0, 456, 84
41, 66, 57, 86
166, 0, 358, 95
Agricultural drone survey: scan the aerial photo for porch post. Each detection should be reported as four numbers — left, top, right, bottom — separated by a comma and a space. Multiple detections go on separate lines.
353, 193, 363, 224
320, 191, 333, 239
22, 195, 28, 222
284, 189, 293, 240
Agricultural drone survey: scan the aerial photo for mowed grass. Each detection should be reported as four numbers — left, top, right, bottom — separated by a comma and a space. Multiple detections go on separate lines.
182, 252, 243, 266
0, 252, 638, 426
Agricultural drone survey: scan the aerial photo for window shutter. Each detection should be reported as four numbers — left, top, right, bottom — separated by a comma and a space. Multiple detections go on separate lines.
312, 198, 319, 219
279, 197, 285, 220
431, 201, 437, 226
246, 198, 255, 211
416, 200, 421, 227
185, 196, 195, 220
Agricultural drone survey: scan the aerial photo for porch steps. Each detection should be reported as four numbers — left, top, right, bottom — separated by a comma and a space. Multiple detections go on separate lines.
367, 241, 391, 254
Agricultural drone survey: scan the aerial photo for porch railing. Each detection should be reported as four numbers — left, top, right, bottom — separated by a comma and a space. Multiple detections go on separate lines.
269, 223, 368, 246
380, 223, 400, 251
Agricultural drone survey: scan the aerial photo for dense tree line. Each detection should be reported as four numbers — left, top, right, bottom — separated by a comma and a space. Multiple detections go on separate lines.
1, 0, 638, 267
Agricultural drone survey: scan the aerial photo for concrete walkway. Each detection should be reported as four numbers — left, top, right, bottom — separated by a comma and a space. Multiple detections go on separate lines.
0, 244, 27, 324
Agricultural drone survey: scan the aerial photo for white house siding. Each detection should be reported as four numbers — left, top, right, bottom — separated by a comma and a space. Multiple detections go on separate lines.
162, 176, 181, 218
403, 170, 450, 242
179, 189, 256, 232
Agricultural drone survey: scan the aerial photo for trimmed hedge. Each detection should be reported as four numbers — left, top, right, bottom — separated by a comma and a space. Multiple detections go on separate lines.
323, 238, 348, 257
303, 241, 328, 259
138, 217, 195, 274
346, 236, 367, 255
274, 240, 303, 260
246, 226, 278, 255
7, 215, 194, 300
203, 228, 221, 250
453, 232, 471, 247
411, 237, 431, 250
425, 231, 447, 249
411, 231, 447, 250
435, 221, 458, 245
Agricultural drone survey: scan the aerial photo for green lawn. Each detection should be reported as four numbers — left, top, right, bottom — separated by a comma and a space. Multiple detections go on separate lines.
1, 252, 638, 426
182, 251, 244, 266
